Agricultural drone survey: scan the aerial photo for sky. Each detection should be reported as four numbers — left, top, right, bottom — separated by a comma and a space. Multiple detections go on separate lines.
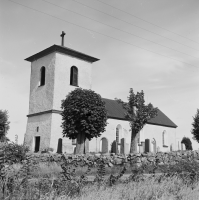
0, 0, 199, 149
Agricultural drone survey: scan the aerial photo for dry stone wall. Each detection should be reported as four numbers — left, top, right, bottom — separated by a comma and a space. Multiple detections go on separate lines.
28, 150, 199, 167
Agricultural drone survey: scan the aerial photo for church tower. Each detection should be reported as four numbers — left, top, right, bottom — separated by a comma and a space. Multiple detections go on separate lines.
24, 32, 99, 152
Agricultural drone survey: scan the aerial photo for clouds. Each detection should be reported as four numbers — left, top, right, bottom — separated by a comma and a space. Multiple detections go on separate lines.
1, 0, 199, 148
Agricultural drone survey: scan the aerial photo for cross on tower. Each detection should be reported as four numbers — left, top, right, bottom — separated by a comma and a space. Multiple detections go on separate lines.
60, 31, 66, 46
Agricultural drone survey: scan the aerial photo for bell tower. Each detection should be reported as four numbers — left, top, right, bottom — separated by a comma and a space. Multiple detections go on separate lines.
24, 32, 99, 152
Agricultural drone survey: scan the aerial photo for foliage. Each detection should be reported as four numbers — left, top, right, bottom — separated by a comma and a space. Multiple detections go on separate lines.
191, 109, 199, 143
0, 110, 10, 142
181, 137, 193, 150
61, 88, 107, 154
1, 151, 199, 199
116, 88, 158, 152
1, 142, 29, 164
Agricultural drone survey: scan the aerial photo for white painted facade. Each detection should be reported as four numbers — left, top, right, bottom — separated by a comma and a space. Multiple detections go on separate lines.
24, 45, 178, 153
90, 119, 177, 154
24, 50, 93, 152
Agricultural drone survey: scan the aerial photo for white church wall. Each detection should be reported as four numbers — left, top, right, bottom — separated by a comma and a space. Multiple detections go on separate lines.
24, 113, 52, 152
50, 113, 74, 153
53, 52, 93, 111
89, 118, 131, 153
140, 124, 177, 152
29, 53, 56, 114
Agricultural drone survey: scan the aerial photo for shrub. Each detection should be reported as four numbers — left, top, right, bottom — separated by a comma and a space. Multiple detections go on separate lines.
181, 137, 193, 150
3, 142, 30, 163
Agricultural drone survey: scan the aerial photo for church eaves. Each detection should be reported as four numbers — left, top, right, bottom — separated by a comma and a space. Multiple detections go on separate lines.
25, 45, 99, 63
102, 98, 177, 128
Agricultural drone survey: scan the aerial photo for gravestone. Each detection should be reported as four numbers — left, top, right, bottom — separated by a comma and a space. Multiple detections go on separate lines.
85, 138, 89, 153
120, 138, 126, 154
139, 144, 144, 153
57, 138, 62, 153
141, 142, 145, 152
145, 139, 150, 153
62, 138, 73, 154
125, 143, 129, 154
101, 138, 108, 153
111, 140, 118, 154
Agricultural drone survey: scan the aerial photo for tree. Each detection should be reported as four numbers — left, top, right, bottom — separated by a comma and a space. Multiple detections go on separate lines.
191, 109, 199, 143
0, 110, 10, 142
61, 88, 107, 154
116, 88, 158, 153
181, 137, 193, 150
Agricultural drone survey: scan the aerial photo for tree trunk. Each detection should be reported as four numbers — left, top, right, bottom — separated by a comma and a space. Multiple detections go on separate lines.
75, 132, 89, 154
130, 129, 137, 153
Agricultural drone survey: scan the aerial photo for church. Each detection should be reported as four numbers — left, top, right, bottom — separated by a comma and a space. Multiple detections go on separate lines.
24, 32, 178, 154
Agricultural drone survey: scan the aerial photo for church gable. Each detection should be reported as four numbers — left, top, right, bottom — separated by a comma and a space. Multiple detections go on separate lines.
102, 98, 177, 128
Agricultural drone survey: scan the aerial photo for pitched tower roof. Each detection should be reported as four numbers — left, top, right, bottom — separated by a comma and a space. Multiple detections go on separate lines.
25, 45, 99, 63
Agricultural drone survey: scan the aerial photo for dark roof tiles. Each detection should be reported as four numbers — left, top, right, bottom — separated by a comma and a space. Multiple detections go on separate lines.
102, 98, 177, 128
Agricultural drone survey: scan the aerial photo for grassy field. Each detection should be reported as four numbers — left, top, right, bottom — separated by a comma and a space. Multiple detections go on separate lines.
1, 160, 199, 200
1, 145, 199, 200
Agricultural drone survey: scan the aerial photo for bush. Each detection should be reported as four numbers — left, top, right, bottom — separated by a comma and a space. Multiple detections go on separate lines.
3, 142, 30, 163
181, 137, 193, 150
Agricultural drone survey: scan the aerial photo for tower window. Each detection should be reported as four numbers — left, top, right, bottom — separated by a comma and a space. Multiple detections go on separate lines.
40, 66, 45, 86
70, 66, 78, 86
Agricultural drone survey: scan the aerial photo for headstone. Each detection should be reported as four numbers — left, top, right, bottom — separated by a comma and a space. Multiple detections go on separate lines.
145, 139, 150, 153
120, 138, 126, 154
101, 138, 108, 153
57, 138, 62, 154
141, 142, 145, 152
152, 140, 156, 153
139, 144, 144, 153
62, 138, 73, 154
85, 138, 89, 153
170, 144, 173, 151
111, 140, 118, 154
125, 143, 129, 154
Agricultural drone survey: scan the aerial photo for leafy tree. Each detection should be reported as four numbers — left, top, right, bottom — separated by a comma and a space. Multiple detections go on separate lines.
191, 109, 199, 143
61, 88, 107, 154
116, 88, 158, 153
181, 137, 193, 150
0, 110, 10, 142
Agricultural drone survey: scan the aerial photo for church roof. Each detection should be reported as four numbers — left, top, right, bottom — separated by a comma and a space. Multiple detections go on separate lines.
102, 98, 177, 128
25, 45, 99, 63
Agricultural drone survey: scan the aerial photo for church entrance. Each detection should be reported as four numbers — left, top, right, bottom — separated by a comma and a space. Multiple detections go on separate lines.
34, 136, 40, 152
101, 137, 108, 153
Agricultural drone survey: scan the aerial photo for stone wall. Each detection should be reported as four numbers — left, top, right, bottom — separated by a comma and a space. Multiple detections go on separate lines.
28, 150, 199, 167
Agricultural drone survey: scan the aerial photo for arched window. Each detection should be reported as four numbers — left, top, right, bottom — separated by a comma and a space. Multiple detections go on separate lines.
70, 66, 78, 86
40, 66, 45, 86
116, 128, 119, 143
116, 124, 122, 144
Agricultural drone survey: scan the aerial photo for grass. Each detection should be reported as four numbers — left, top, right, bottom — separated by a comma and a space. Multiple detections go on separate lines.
2, 151, 199, 200
1, 174, 199, 200
69, 176, 199, 200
